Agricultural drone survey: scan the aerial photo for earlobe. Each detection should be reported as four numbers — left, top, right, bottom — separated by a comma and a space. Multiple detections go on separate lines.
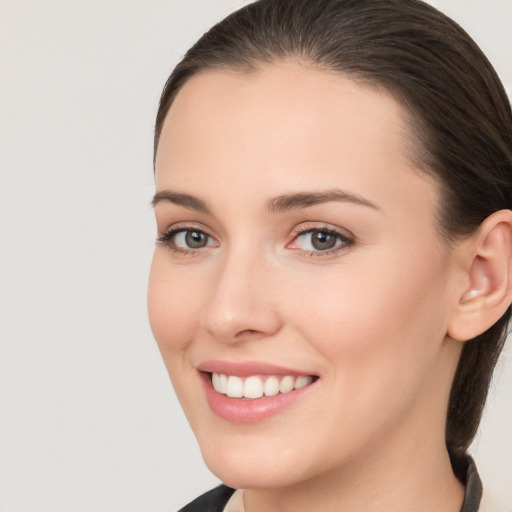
448, 210, 512, 342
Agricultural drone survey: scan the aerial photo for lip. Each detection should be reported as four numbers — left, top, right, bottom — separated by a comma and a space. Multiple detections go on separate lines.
197, 359, 314, 377
197, 360, 318, 424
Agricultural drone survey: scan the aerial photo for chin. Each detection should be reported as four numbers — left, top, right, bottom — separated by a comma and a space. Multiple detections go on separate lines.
204, 454, 300, 490
195, 428, 318, 490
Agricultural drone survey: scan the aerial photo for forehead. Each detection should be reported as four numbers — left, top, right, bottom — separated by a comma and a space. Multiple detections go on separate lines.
159, 62, 410, 156
155, 62, 436, 215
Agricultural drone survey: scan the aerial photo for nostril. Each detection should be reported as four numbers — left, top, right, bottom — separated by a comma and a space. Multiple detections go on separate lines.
236, 329, 257, 337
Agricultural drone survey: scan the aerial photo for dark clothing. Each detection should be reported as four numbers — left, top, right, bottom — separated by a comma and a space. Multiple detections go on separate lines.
179, 485, 235, 512
451, 451, 483, 512
178, 452, 482, 512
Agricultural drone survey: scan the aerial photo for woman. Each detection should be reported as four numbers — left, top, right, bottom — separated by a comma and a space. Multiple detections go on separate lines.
148, 0, 512, 510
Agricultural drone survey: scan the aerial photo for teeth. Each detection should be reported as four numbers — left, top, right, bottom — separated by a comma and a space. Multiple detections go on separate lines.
244, 376, 263, 399
226, 376, 243, 398
295, 376, 313, 389
279, 375, 295, 393
218, 373, 228, 394
263, 376, 279, 396
211, 372, 314, 399
212, 372, 220, 390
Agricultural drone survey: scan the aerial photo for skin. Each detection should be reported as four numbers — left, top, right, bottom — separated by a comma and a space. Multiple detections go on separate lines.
148, 62, 473, 511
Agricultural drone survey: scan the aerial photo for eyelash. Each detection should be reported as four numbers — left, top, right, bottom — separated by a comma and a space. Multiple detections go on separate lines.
289, 225, 354, 257
157, 225, 354, 258
157, 227, 217, 257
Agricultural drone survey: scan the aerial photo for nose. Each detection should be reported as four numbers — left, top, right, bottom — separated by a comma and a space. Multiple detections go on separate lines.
200, 248, 282, 344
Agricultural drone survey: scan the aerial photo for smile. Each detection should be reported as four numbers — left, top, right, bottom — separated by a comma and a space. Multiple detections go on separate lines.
211, 372, 314, 399
198, 363, 318, 423
197, 361, 319, 423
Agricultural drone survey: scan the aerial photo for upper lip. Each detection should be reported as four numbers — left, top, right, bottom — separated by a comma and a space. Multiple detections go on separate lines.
196, 360, 317, 377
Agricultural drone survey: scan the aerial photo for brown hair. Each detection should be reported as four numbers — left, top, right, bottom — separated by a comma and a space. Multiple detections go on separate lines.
154, 0, 512, 452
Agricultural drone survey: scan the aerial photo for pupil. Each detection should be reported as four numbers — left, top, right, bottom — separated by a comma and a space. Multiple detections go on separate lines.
312, 231, 336, 250
185, 231, 207, 248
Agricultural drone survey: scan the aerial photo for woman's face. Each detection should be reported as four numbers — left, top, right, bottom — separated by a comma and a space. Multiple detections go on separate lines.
149, 63, 462, 488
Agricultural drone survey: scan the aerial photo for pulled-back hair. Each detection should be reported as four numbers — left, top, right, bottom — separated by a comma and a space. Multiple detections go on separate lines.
154, 0, 512, 452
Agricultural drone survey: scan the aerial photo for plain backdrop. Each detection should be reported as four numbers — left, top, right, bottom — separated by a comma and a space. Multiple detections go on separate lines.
0, 1, 511, 511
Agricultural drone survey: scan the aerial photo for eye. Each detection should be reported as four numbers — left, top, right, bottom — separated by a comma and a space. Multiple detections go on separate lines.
174, 230, 211, 249
289, 227, 353, 254
157, 228, 218, 254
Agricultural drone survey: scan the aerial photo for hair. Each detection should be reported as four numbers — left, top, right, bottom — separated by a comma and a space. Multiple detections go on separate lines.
154, 0, 512, 452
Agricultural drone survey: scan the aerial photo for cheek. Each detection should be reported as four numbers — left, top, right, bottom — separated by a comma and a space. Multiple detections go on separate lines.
148, 252, 210, 423
268, 252, 451, 467
287, 247, 450, 389
147, 252, 204, 355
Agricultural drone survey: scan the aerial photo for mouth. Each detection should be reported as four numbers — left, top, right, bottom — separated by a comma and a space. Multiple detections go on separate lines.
210, 372, 316, 399
197, 362, 319, 423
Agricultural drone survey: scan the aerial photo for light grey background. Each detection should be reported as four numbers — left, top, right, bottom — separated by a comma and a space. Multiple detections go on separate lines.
0, 1, 510, 511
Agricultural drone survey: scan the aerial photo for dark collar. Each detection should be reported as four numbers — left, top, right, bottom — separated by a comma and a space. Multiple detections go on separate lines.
450, 451, 483, 512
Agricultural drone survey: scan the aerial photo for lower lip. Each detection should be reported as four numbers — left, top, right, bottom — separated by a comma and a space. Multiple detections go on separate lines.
200, 372, 316, 424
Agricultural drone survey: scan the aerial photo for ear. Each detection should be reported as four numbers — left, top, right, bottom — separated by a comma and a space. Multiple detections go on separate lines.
448, 209, 512, 342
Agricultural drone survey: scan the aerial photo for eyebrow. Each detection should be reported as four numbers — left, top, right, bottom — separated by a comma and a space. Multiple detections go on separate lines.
267, 189, 379, 213
151, 188, 379, 214
151, 191, 210, 213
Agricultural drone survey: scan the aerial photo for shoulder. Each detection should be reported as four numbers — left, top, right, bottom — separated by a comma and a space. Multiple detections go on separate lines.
178, 485, 236, 512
